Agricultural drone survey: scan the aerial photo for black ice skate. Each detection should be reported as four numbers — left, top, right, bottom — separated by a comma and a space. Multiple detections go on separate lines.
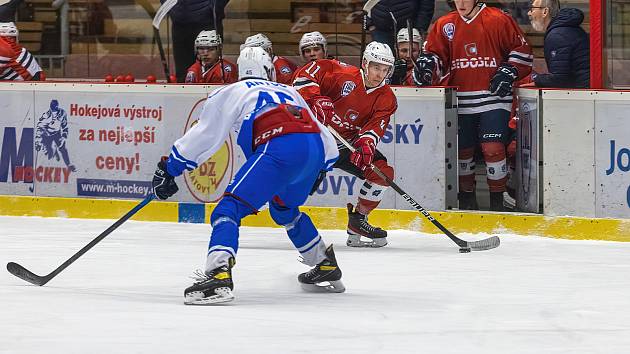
346, 203, 387, 248
184, 259, 235, 305
298, 244, 345, 293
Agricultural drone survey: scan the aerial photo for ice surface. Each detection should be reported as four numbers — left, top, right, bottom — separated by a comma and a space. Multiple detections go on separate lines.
2, 215, 630, 354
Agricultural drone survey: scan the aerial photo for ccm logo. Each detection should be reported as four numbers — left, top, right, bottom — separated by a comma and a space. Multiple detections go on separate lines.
482, 133, 502, 139
254, 126, 284, 145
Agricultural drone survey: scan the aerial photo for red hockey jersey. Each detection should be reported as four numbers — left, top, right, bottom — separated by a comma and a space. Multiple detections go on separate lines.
424, 5, 533, 114
273, 56, 297, 85
293, 59, 397, 145
0, 38, 32, 81
185, 59, 237, 84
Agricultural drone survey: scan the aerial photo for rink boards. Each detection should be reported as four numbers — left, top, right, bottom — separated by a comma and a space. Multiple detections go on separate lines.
1, 195, 629, 242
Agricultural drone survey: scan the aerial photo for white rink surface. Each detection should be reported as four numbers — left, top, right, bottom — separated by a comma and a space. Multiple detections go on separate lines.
2, 216, 630, 354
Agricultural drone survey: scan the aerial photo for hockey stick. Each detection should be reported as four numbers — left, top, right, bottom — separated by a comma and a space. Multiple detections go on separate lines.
389, 12, 399, 59
327, 126, 500, 252
152, 0, 178, 81
212, 1, 226, 83
7, 194, 156, 286
361, 0, 380, 59
407, 19, 420, 72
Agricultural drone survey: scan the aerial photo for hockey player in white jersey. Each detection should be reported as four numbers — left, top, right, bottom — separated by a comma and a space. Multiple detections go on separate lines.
151, 47, 344, 305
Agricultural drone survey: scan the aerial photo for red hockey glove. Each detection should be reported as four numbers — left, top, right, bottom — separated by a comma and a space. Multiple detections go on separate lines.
350, 137, 376, 171
308, 96, 335, 125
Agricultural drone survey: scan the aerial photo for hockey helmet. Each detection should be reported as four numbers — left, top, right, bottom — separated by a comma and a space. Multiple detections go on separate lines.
0, 22, 18, 37
195, 30, 221, 49
362, 41, 395, 76
299, 31, 327, 58
240, 33, 273, 56
396, 28, 421, 44
238, 46, 276, 81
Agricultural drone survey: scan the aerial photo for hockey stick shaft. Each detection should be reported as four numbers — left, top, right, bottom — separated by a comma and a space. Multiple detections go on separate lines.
7, 194, 156, 286
152, 0, 178, 81
326, 126, 499, 251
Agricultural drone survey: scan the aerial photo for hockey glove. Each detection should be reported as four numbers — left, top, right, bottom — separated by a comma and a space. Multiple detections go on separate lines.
489, 63, 518, 97
152, 159, 178, 200
389, 59, 408, 85
350, 137, 376, 172
308, 96, 335, 125
412, 54, 437, 86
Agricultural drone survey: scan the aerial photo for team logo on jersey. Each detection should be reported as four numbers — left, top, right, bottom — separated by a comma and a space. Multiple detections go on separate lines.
345, 109, 359, 121
280, 66, 292, 74
442, 23, 455, 41
341, 81, 356, 96
464, 43, 478, 57
186, 71, 196, 82
183, 98, 234, 203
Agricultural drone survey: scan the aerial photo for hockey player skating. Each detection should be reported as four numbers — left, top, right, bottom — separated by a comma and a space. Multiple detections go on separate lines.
184, 30, 237, 84
293, 41, 398, 248
414, 0, 532, 210
240, 33, 297, 85
151, 46, 344, 305
390, 28, 421, 86
35, 100, 76, 172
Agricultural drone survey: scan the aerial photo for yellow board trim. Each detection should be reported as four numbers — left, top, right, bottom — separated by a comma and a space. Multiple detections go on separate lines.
1, 196, 629, 242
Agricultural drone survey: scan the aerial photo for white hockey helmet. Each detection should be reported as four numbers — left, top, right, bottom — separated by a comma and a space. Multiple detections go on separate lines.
396, 28, 421, 44
240, 33, 273, 56
362, 41, 395, 74
299, 31, 327, 58
0, 22, 18, 37
195, 30, 221, 49
238, 46, 276, 81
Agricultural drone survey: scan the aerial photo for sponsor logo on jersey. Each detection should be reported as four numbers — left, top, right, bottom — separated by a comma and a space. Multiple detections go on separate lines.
341, 81, 356, 96
550, 50, 557, 58
183, 98, 234, 203
442, 23, 455, 41
280, 66, 292, 74
224, 65, 232, 72
451, 57, 497, 69
186, 71, 196, 82
464, 43, 478, 57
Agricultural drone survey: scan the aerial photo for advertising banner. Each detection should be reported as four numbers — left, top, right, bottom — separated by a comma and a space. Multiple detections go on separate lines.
595, 101, 630, 218
0, 85, 35, 196
0, 83, 451, 211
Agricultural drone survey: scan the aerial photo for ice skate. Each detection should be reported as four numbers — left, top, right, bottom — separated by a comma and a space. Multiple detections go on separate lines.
346, 203, 387, 248
298, 244, 345, 293
184, 260, 235, 305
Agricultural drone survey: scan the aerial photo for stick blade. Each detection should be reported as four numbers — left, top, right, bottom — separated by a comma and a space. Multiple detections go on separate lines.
152, 0, 178, 29
468, 236, 501, 251
6, 262, 48, 286
363, 0, 380, 16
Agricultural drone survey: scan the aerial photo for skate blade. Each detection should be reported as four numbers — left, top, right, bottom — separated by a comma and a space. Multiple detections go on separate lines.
184, 287, 234, 305
346, 234, 387, 248
300, 280, 346, 293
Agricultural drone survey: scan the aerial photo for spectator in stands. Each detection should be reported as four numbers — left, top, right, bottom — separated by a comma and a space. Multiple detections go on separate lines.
527, 0, 590, 88
163, 0, 230, 83
185, 30, 236, 83
240, 33, 297, 85
0, 0, 21, 22
368, 0, 435, 51
0, 22, 43, 80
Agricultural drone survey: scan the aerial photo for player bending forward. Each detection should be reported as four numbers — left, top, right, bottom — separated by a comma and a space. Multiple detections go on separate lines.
293, 41, 398, 248
151, 47, 344, 305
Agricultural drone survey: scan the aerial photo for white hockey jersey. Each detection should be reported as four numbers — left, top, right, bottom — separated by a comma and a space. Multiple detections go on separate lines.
168, 79, 339, 176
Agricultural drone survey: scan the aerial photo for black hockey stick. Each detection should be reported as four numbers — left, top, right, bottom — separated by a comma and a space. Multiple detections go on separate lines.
361, 0, 380, 58
152, 0, 179, 81
7, 194, 156, 286
327, 126, 500, 252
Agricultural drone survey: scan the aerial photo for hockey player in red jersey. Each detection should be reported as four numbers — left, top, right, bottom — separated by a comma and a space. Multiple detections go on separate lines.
185, 30, 237, 84
241, 33, 297, 85
390, 28, 421, 86
293, 41, 397, 248
413, 0, 533, 210
0, 22, 43, 81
